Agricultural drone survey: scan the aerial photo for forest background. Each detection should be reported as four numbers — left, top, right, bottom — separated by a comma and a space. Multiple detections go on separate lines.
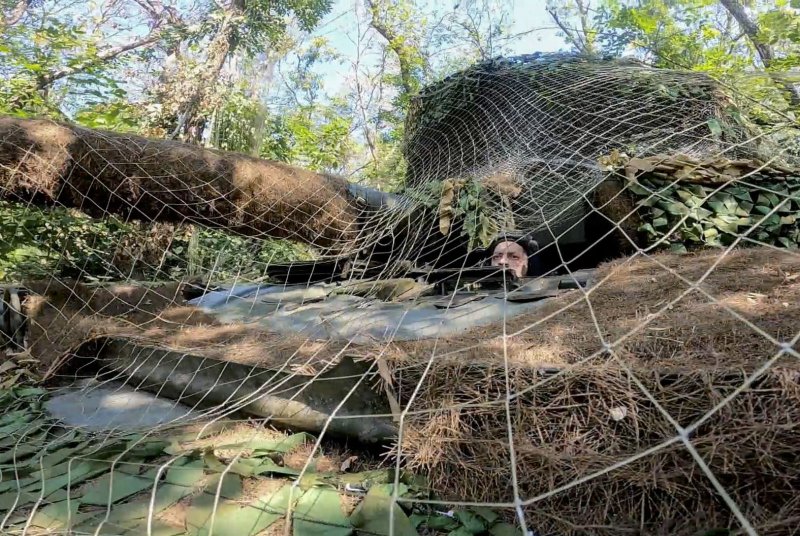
1, 0, 798, 281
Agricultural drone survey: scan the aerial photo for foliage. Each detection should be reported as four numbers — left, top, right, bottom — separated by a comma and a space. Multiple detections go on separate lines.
407, 178, 504, 250
211, 86, 265, 153
593, 0, 800, 113
630, 177, 800, 251
595, 0, 749, 73
73, 100, 144, 133
258, 97, 355, 174
759, 5, 800, 70
411, 507, 521, 536
0, 203, 309, 283
0, 202, 132, 281
199, 0, 332, 58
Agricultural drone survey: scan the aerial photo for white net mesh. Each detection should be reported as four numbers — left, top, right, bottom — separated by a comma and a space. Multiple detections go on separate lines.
1, 53, 799, 536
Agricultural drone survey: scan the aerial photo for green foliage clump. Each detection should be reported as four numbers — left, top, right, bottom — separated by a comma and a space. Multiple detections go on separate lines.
631, 178, 800, 252
0, 202, 310, 283
406, 178, 508, 250
261, 102, 354, 173
0, 202, 131, 281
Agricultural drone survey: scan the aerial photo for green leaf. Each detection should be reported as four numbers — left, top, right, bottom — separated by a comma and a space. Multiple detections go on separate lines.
218, 433, 312, 455
490, 522, 523, 536
80, 472, 155, 506
449, 527, 479, 536
637, 196, 657, 207
253, 458, 301, 477
0, 484, 73, 512
707, 118, 723, 138
422, 514, 460, 531
21, 461, 108, 499
26, 499, 80, 529
684, 184, 707, 197
627, 182, 652, 196
651, 206, 666, 218
652, 217, 669, 229
660, 201, 690, 216
293, 487, 351, 536
728, 187, 753, 202
127, 439, 169, 458
682, 223, 703, 242
454, 510, 488, 533
187, 484, 294, 536
710, 217, 739, 234
0, 443, 43, 464
165, 460, 205, 486
638, 223, 657, 236
764, 214, 783, 231
349, 485, 417, 536
676, 189, 704, 208
754, 204, 772, 215
203, 450, 268, 478
757, 192, 781, 208
707, 201, 728, 215
107, 483, 196, 522
669, 243, 688, 254
203, 471, 242, 500
688, 207, 713, 220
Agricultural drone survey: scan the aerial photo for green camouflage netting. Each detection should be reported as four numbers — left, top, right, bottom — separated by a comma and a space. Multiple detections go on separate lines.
403, 53, 767, 232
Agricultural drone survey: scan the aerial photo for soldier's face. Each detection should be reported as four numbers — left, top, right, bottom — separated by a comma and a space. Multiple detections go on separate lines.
491, 241, 528, 278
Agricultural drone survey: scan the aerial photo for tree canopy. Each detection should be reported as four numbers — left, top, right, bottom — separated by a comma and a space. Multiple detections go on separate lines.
2, 0, 800, 281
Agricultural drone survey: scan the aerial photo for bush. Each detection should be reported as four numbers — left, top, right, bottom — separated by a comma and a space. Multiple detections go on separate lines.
0, 202, 310, 283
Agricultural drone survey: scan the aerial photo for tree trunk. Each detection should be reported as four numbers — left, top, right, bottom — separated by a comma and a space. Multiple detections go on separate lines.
367, 0, 419, 98
719, 0, 800, 108
172, 0, 244, 143
0, 117, 362, 251
1, 0, 30, 29
546, 0, 596, 56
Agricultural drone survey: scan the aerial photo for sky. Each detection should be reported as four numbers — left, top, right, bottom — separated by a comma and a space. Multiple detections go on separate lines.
315, 0, 569, 54
300, 0, 571, 97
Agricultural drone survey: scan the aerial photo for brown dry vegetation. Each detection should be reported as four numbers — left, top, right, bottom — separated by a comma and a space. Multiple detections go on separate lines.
18, 246, 800, 534
21, 279, 348, 377
0, 116, 361, 250
387, 246, 800, 535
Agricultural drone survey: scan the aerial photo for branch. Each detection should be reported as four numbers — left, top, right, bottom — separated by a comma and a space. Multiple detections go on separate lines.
37, 32, 162, 89
366, 0, 415, 96
719, 0, 800, 107
575, 0, 596, 56
1, 0, 30, 28
133, 0, 181, 27
0, 116, 363, 250
545, 6, 589, 55
719, 0, 773, 63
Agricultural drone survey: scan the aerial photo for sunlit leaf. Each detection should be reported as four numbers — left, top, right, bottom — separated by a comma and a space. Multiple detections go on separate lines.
293, 487, 351, 536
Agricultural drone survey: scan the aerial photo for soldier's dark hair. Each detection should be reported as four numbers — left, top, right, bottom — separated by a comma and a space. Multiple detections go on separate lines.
486, 233, 539, 259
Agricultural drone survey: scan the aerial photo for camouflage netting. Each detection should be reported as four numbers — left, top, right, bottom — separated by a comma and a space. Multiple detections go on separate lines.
3, 53, 800, 536
403, 53, 772, 235
596, 152, 800, 253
